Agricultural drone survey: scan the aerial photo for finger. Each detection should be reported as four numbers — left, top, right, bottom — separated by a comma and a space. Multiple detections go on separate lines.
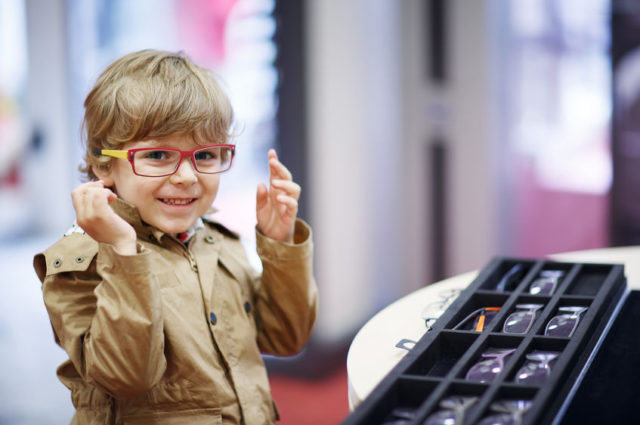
84, 190, 106, 222
84, 180, 108, 190
72, 181, 100, 197
271, 179, 301, 200
270, 160, 292, 181
81, 180, 105, 188
80, 186, 114, 221
268, 153, 293, 181
106, 191, 118, 202
94, 184, 118, 203
72, 183, 97, 214
256, 183, 269, 211
276, 194, 298, 215
72, 181, 107, 201
101, 184, 118, 202
89, 188, 112, 211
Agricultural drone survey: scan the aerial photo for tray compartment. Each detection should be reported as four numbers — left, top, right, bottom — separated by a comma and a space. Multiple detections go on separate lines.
523, 262, 574, 296
478, 260, 536, 292
445, 293, 509, 332
417, 382, 488, 425
564, 264, 616, 296
539, 298, 593, 338
404, 331, 478, 377
471, 386, 539, 425
508, 337, 568, 385
372, 377, 440, 425
457, 334, 524, 382
498, 296, 550, 335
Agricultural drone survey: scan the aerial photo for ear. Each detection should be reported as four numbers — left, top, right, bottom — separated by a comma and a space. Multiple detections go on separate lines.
92, 164, 115, 187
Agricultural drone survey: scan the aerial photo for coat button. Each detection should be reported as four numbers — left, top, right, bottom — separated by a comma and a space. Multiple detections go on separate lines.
209, 312, 217, 325
204, 235, 216, 244
244, 301, 251, 313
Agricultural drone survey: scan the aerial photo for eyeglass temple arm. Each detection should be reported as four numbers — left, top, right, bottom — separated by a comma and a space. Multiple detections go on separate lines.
93, 149, 129, 159
476, 307, 502, 331
475, 315, 486, 332
453, 307, 501, 331
496, 264, 523, 291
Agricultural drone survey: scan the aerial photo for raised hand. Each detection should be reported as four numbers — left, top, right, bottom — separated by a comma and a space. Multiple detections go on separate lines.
256, 149, 300, 243
71, 181, 137, 255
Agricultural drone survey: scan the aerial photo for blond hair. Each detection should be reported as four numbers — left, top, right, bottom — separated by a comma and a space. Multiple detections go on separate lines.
80, 49, 234, 180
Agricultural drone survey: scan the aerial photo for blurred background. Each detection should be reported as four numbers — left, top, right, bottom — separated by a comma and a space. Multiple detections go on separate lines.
2, 0, 640, 424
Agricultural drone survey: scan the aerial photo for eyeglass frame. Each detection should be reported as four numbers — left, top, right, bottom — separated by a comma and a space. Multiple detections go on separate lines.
465, 348, 516, 382
422, 288, 463, 329
452, 307, 501, 332
544, 306, 588, 338
382, 406, 417, 424
495, 263, 524, 292
476, 399, 532, 425
502, 303, 544, 334
93, 144, 236, 177
514, 351, 560, 385
528, 270, 565, 296
424, 396, 478, 425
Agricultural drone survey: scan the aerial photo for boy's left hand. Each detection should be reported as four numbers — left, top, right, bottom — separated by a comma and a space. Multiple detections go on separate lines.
256, 149, 300, 243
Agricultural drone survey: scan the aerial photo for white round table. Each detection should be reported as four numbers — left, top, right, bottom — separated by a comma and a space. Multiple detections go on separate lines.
346, 271, 476, 409
346, 246, 640, 409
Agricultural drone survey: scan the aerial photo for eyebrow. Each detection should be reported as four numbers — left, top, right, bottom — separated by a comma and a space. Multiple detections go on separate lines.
135, 139, 164, 147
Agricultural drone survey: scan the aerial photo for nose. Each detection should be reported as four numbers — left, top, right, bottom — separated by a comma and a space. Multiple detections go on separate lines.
169, 158, 198, 184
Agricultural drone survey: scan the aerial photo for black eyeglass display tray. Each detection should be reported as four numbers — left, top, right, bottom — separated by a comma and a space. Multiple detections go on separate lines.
340, 257, 628, 425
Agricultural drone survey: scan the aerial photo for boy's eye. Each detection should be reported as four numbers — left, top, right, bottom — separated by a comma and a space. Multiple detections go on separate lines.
195, 149, 219, 161
145, 150, 169, 160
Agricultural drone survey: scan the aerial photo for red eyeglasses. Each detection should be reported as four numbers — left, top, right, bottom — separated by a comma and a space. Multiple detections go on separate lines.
94, 144, 235, 177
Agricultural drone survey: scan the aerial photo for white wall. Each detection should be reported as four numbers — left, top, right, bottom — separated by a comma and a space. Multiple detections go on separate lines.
307, 0, 502, 342
401, 0, 434, 298
306, 0, 405, 342
447, 0, 499, 275
23, 0, 77, 235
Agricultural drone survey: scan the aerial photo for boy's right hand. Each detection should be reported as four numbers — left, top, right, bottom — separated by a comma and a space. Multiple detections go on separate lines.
71, 181, 137, 255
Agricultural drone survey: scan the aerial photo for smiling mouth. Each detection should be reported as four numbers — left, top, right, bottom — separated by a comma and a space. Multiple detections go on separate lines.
159, 198, 196, 206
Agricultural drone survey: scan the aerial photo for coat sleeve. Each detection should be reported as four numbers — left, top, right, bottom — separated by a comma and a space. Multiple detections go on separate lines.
33, 235, 166, 399
252, 219, 318, 355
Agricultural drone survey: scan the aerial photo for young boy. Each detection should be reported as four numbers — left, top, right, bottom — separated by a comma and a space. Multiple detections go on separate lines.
33, 50, 317, 424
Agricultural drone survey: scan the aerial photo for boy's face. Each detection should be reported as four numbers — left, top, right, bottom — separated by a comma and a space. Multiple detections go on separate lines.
94, 135, 221, 234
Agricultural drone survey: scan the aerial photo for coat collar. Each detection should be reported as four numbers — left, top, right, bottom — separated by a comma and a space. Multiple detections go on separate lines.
108, 198, 172, 243
108, 198, 229, 247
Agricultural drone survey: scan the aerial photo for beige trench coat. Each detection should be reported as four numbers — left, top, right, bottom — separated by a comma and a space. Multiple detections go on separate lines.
33, 199, 318, 425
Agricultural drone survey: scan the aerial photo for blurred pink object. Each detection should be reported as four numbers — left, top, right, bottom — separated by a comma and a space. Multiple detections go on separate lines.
174, 0, 239, 67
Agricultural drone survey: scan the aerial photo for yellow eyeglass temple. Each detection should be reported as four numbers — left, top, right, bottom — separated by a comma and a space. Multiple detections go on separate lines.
95, 149, 129, 159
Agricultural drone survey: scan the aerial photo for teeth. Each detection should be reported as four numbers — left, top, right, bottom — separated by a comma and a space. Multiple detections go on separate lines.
161, 198, 193, 205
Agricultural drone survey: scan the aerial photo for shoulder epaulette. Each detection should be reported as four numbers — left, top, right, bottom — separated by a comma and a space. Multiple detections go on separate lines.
202, 217, 241, 239
34, 232, 99, 280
